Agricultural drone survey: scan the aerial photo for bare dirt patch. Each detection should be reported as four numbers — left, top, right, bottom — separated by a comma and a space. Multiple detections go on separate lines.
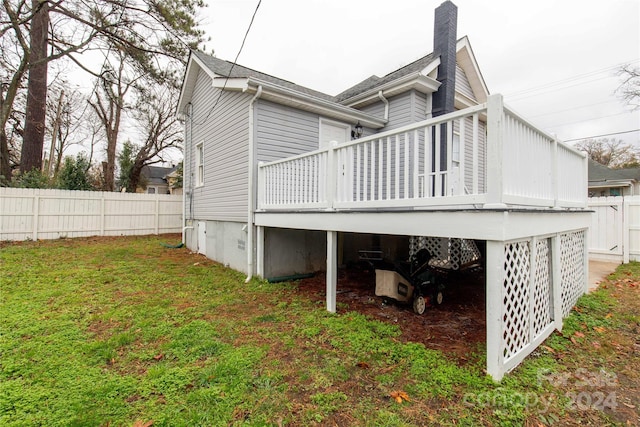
293, 264, 486, 362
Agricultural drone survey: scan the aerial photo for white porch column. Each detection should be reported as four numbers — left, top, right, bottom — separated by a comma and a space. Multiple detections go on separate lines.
485, 240, 505, 381
256, 225, 264, 278
326, 230, 337, 313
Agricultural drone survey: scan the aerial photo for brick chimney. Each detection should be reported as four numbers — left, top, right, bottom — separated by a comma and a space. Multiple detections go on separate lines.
432, 0, 457, 117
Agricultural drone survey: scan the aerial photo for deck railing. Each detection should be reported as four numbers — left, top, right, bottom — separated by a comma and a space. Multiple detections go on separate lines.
257, 94, 587, 211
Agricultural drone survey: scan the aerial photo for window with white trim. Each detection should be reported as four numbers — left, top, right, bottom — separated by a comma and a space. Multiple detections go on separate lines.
195, 142, 204, 187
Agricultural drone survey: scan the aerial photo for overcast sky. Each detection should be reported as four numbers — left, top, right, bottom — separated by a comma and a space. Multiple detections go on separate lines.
199, 0, 640, 148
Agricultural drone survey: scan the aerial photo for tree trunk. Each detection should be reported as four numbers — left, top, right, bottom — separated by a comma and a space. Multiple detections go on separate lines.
103, 127, 118, 191
20, 0, 49, 174
127, 160, 145, 193
0, 130, 11, 182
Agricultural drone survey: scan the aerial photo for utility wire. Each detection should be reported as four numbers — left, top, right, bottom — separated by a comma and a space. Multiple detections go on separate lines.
505, 58, 639, 98
564, 129, 640, 142
546, 111, 633, 129
193, 0, 262, 126
527, 99, 618, 119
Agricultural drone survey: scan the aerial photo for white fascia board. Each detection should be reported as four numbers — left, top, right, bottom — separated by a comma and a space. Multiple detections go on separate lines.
588, 180, 633, 189
455, 91, 480, 109
254, 209, 592, 242
421, 57, 441, 78
245, 78, 387, 129
343, 72, 441, 109
456, 37, 489, 102
177, 53, 222, 115
212, 76, 249, 91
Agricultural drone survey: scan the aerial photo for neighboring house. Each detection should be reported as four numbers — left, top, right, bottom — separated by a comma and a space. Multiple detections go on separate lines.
138, 165, 175, 194
164, 167, 183, 196
177, 1, 591, 380
588, 159, 640, 197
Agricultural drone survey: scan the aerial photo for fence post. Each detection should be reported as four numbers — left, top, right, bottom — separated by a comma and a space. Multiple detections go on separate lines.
100, 193, 106, 236
32, 194, 39, 241
484, 94, 507, 209
155, 196, 160, 235
623, 198, 630, 264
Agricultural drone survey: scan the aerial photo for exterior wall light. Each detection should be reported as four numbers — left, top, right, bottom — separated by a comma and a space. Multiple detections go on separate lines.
352, 122, 363, 139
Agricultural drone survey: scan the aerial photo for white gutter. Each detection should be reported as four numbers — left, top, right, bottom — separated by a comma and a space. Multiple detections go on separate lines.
215, 77, 387, 129
245, 85, 263, 283
377, 91, 389, 121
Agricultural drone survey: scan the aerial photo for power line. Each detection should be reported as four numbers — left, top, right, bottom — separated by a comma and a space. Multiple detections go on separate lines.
564, 129, 640, 142
504, 58, 639, 99
527, 99, 618, 119
193, 0, 262, 126
546, 111, 634, 129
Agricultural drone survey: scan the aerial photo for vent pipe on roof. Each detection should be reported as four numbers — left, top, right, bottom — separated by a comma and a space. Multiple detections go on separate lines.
432, 0, 457, 117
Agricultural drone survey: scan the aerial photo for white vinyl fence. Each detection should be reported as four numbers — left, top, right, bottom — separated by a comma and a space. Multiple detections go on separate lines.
588, 195, 640, 263
0, 188, 182, 241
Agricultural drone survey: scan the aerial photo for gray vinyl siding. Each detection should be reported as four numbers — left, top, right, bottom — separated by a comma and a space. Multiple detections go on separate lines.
460, 117, 487, 193
187, 68, 251, 222
360, 90, 420, 132
413, 92, 429, 122
456, 65, 476, 101
256, 100, 320, 162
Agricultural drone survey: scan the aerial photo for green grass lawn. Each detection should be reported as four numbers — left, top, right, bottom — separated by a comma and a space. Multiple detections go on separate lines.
1, 235, 638, 426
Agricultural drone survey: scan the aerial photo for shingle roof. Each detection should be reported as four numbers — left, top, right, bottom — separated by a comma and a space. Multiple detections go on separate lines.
141, 166, 175, 186
334, 53, 436, 102
193, 51, 336, 102
588, 159, 640, 182
193, 48, 439, 105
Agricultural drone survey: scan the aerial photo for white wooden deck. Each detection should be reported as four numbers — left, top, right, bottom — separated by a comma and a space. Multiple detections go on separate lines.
253, 94, 591, 381
257, 94, 587, 216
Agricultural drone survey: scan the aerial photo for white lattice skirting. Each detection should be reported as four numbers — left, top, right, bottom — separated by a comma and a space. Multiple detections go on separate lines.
497, 229, 587, 376
409, 236, 482, 270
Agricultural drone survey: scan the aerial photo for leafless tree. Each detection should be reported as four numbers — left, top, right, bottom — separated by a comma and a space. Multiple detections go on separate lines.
617, 64, 640, 110
124, 85, 183, 192
575, 138, 640, 169
0, 0, 204, 182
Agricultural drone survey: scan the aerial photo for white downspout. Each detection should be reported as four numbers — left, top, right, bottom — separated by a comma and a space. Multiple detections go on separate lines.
377, 90, 389, 121
182, 102, 194, 244
245, 85, 263, 283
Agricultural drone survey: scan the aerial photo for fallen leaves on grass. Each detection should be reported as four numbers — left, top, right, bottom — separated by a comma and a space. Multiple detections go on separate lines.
356, 361, 370, 369
132, 421, 153, 427
390, 390, 410, 403
541, 345, 556, 354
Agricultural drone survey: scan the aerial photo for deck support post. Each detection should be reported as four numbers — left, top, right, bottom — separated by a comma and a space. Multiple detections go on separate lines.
485, 239, 505, 381
326, 230, 337, 313
256, 226, 264, 278
551, 235, 563, 331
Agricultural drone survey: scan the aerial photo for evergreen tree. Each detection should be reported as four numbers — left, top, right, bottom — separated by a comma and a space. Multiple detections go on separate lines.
117, 141, 136, 192
56, 154, 94, 191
